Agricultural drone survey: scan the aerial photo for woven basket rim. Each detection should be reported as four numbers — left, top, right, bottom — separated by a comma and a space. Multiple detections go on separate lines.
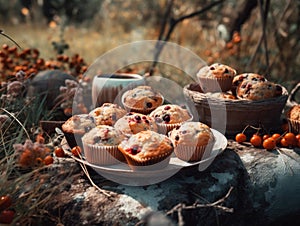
184, 83, 288, 106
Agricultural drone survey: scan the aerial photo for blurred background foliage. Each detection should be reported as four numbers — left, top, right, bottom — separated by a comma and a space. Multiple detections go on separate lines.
0, 0, 299, 90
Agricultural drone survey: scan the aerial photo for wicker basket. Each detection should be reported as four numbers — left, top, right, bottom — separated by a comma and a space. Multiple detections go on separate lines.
183, 83, 289, 135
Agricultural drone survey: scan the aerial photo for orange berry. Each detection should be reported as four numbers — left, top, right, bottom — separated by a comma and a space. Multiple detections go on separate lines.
44, 155, 54, 165
54, 147, 65, 157
250, 134, 262, 147
263, 138, 276, 150
263, 134, 271, 140
280, 138, 289, 147
71, 146, 81, 157
283, 132, 296, 146
235, 133, 247, 143
271, 133, 281, 144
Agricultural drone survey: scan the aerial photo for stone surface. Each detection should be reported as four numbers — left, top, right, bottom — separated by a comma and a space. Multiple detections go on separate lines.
44, 140, 300, 226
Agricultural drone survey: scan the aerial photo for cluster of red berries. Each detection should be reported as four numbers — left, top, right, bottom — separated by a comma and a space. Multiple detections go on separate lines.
0, 195, 14, 224
0, 44, 88, 82
235, 127, 300, 150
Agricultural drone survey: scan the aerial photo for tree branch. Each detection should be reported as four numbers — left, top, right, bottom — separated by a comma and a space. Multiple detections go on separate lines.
149, 0, 225, 75
165, 186, 234, 225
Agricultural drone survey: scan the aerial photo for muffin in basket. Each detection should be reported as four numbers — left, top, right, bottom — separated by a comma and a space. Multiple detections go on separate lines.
62, 114, 95, 149
197, 63, 237, 93
82, 125, 125, 165
236, 80, 282, 101
118, 130, 174, 170
149, 104, 192, 134
286, 105, 300, 133
89, 103, 127, 126
114, 112, 158, 137
169, 121, 215, 162
121, 85, 164, 114
232, 73, 267, 95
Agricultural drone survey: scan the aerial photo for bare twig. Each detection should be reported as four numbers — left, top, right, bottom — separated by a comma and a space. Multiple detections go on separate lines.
259, 0, 270, 74
247, 0, 270, 74
0, 29, 22, 50
78, 161, 113, 198
165, 186, 234, 225
149, 0, 225, 75
65, 150, 113, 198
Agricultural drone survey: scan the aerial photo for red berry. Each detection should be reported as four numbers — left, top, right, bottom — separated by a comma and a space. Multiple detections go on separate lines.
250, 134, 262, 147
235, 133, 247, 143
0, 210, 15, 224
263, 138, 276, 150
0, 196, 12, 212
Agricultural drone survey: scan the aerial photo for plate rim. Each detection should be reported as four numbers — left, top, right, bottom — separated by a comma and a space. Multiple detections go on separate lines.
62, 129, 227, 176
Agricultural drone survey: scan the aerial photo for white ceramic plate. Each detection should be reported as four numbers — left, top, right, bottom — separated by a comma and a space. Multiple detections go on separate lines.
63, 129, 227, 181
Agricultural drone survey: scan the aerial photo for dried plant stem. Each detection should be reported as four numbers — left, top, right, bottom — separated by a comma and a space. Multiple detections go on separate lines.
0, 29, 22, 50
67, 152, 113, 198
78, 161, 112, 198
0, 107, 30, 139
166, 186, 234, 225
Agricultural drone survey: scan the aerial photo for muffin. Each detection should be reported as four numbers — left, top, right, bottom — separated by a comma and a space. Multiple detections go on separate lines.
118, 130, 174, 170
210, 92, 237, 100
232, 73, 267, 95
169, 121, 215, 162
149, 104, 192, 134
286, 105, 300, 133
114, 112, 158, 137
121, 85, 164, 114
197, 63, 237, 93
62, 114, 95, 148
82, 125, 125, 165
89, 103, 127, 126
236, 80, 282, 101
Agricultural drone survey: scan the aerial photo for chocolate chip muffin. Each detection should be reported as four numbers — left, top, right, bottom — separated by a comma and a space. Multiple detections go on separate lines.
236, 80, 282, 101
122, 85, 164, 114
118, 130, 174, 170
114, 112, 158, 137
82, 125, 126, 165
232, 73, 267, 95
169, 121, 215, 162
62, 114, 96, 148
149, 104, 192, 134
89, 103, 127, 126
197, 63, 237, 92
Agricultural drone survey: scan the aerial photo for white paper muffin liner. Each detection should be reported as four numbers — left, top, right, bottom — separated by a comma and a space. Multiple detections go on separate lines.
174, 141, 214, 162
83, 142, 125, 165
198, 76, 233, 93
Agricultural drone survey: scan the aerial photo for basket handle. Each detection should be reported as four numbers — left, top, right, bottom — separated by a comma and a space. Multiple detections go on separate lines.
287, 83, 300, 107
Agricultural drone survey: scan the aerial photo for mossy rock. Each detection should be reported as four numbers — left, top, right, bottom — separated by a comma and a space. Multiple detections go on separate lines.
27, 69, 77, 109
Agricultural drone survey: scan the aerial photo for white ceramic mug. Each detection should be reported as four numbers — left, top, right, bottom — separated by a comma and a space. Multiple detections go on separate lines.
92, 73, 145, 107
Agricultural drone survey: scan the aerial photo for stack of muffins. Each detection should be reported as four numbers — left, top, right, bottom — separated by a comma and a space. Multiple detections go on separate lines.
62, 85, 216, 170
197, 63, 283, 101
